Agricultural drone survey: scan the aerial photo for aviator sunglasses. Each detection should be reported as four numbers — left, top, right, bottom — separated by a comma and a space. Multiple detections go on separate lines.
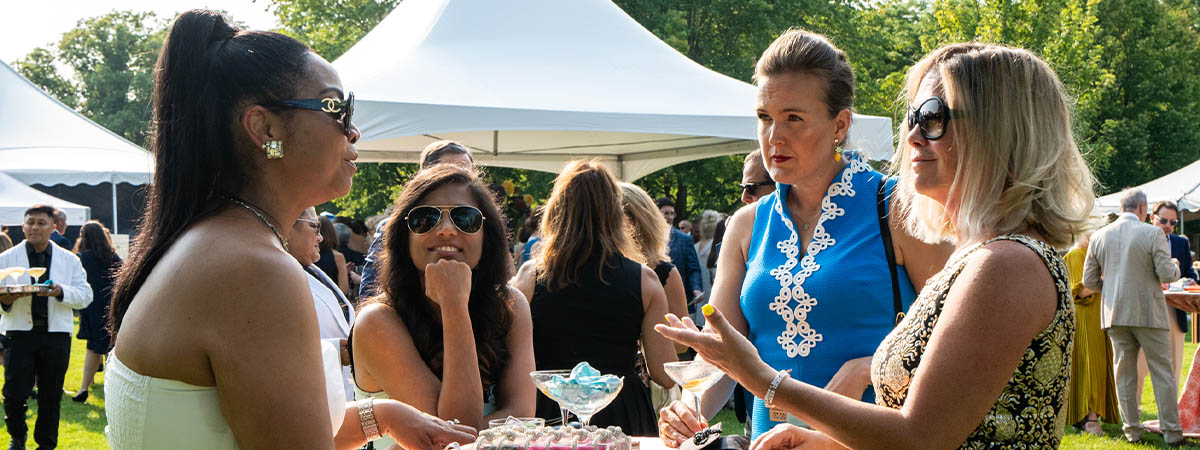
264, 92, 355, 136
1158, 217, 1180, 226
907, 96, 954, 140
405, 205, 485, 235
739, 181, 773, 196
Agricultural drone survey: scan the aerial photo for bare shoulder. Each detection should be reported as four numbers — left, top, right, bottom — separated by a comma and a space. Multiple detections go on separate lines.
507, 286, 531, 317
512, 259, 538, 293
354, 301, 404, 331
640, 264, 664, 291
725, 204, 758, 252
950, 238, 1058, 328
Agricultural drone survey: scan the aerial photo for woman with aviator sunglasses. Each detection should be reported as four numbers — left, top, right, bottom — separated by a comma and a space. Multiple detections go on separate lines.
351, 165, 535, 447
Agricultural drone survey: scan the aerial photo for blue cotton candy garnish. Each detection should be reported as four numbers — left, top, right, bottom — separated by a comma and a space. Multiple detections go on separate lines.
545, 362, 622, 406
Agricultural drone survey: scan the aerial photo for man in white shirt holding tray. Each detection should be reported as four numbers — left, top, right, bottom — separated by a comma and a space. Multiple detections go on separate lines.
0, 204, 92, 450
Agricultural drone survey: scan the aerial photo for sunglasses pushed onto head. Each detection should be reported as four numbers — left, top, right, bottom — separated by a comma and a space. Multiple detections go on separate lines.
405, 205, 485, 235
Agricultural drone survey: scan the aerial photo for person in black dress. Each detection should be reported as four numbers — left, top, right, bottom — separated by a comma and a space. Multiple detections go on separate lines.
72, 220, 122, 402
512, 160, 677, 436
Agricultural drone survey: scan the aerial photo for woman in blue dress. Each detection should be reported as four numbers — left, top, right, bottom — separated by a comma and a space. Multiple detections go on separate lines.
655, 28, 952, 444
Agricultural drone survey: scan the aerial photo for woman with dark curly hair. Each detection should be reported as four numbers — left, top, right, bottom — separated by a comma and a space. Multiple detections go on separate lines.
351, 164, 535, 447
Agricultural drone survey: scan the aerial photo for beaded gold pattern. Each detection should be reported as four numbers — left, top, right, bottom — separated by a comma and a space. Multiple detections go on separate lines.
870, 234, 1074, 448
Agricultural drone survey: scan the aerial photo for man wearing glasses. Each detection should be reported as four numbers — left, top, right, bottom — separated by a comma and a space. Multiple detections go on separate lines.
1135, 201, 1199, 397
739, 149, 775, 205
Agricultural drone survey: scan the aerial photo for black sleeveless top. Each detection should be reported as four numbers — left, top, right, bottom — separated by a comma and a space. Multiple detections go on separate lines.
653, 261, 674, 286
531, 255, 656, 435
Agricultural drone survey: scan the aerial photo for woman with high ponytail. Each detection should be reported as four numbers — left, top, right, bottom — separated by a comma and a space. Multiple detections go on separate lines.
104, 10, 474, 449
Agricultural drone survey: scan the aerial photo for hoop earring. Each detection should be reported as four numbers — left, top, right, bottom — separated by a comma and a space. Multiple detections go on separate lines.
263, 140, 283, 159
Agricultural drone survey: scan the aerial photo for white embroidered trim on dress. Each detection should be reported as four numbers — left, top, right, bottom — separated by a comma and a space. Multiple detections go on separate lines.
770, 153, 871, 357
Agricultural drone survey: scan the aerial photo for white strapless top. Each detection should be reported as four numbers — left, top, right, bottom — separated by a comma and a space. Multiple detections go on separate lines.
105, 341, 346, 449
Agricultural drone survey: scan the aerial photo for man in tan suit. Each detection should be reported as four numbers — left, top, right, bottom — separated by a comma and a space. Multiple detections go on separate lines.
1084, 188, 1182, 444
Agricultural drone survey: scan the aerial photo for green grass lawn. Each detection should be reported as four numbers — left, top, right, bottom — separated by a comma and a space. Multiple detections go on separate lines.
3, 321, 1199, 449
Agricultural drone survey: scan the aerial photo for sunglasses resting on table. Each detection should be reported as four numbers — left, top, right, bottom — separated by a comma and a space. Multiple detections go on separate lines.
405, 205, 485, 234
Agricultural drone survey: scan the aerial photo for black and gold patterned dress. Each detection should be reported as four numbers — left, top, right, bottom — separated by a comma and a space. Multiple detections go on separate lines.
870, 234, 1074, 449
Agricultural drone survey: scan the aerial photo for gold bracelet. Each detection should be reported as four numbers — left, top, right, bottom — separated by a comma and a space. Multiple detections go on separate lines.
357, 398, 381, 441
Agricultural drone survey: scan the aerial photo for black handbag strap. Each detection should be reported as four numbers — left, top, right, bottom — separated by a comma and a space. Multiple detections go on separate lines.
876, 177, 904, 326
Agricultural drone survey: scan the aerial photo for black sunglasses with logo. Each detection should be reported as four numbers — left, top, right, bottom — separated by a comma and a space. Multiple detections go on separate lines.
1158, 217, 1180, 227
265, 92, 355, 136
406, 205, 485, 235
740, 181, 773, 195
907, 96, 955, 140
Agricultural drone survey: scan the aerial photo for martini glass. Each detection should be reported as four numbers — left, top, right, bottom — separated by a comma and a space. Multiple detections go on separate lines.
530, 369, 574, 427
663, 360, 724, 424
26, 267, 46, 283
5, 267, 26, 283
561, 376, 623, 427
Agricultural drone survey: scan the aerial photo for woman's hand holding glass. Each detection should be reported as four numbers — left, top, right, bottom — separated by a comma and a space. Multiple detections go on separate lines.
655, 306, 772, 391
657, 398, 706, 448
423, 259, 473, 310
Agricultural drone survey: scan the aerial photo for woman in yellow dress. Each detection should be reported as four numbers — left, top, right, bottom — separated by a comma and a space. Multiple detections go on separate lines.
1065, 231, 1120, 435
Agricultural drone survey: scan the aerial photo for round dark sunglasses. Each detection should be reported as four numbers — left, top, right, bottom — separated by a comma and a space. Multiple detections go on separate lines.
264, 92, 355, 136
405, 205, 485, 235
906, 96, 954, 140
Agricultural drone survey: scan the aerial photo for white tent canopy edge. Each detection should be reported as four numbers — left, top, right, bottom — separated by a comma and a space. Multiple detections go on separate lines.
0, 172, 89, 226
0, 62, 153, 233
335, 0, 894, 181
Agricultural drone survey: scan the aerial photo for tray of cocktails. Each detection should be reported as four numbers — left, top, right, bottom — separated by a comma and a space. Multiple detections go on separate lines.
0, 285, 52, 295
0, 267, 50, 295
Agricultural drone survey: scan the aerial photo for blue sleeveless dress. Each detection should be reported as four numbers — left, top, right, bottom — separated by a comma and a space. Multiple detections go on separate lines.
740, 152, 918, 438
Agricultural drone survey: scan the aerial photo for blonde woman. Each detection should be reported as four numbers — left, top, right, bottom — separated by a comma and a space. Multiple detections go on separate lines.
620, 183, 689, 351
657, 42, 1094, 449
655, 29, 953, 445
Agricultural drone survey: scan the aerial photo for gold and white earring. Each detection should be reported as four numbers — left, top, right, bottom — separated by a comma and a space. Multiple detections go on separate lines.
833, 138, 842, 162
263, 140, 283, 159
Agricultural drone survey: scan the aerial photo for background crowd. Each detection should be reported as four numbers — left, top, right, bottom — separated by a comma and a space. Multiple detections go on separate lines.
4, 3, 1200, 450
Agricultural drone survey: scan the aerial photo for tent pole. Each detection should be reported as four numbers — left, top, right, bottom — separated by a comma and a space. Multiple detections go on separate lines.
111, 177, 119, 234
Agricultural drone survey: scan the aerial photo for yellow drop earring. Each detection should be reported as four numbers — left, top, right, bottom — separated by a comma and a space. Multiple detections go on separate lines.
833, 138, 842, 162
263, 140, 283, 159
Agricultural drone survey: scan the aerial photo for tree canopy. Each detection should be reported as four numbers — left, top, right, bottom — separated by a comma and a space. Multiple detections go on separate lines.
12, 0, 1200, 222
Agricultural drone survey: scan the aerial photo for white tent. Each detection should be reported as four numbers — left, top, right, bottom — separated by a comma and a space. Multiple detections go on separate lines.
0, 172, 89, 225
0, 61, 153, 232
1095, 159, 1200, 214
333, 0, 895, 181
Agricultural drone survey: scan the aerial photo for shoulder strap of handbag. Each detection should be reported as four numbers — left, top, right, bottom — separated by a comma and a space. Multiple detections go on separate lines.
876, 177, 904, 326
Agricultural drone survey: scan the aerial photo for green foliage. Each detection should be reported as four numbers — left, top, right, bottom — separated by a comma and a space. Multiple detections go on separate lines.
56, 11, 165, 147
13, 47, 79, 109
14, 0, 1200, 218
262, 0, 400, 60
